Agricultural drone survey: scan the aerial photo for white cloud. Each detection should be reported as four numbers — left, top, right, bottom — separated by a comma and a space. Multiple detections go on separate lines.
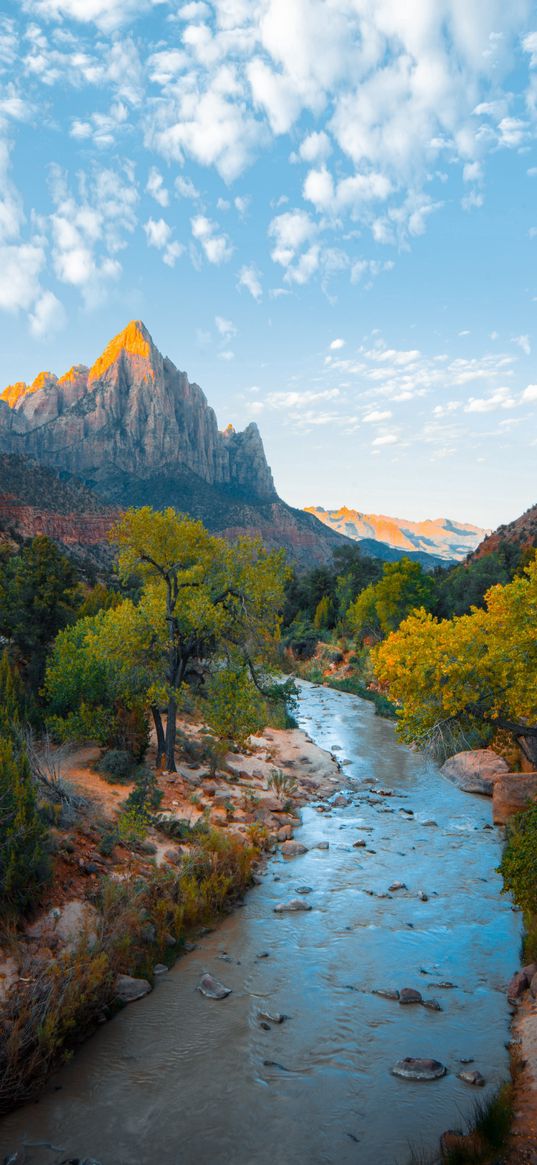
0, 241, 45, 312
522, 383, 537, 402
191, 214, 233, 264
237, 263, 262, 300
296, 130, 332, 164
218, 349, 234, 360
513, 333, 531, 355
330, 337, 345, 350
143, 216, 183, 266
215, 314, 236, 338
146, 167, 169, 207
22, 0, 158, 33
372, 433, 398, 446
175, 175, 200, 200
464, 387, 515, 413
29, 289, 66, 336
363, 409, 392, 423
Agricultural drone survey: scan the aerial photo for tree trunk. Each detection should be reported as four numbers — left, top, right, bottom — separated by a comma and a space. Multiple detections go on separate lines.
519, 733, 537, 770
151, 705, 166, 769
165, 695, 177, 772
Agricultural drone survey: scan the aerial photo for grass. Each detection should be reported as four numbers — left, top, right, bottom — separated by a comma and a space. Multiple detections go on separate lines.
323, 673, 397, 718
405, 1085, 513, 1165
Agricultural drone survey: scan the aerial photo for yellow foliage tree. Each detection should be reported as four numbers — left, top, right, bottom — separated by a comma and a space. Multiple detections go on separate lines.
373, 558, 537, 764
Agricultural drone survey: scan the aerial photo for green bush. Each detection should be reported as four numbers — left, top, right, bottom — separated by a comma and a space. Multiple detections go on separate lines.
499, 803, 537, 916
0, 737, 51, 917
98, 749, 134, 783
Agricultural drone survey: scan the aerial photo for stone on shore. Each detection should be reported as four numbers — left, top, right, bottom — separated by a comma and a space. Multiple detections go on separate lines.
493, 773, 537, 825
441, 749, 508, 795
197, 973, 232, 999
115, 974, 152, 1003
507, 970, 530, 1000
392, 1057, 446, 1081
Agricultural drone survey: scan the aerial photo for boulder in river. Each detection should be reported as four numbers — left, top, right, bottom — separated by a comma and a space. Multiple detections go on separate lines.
389, 881, 407, 892
315, 841, 329, 850
441, 749, 508, 795
274, 898, 312, 913
353, 839, 366, 848
421, 998, 442, 1011
373, 988, 400, 1000
280, 840, 308, 857
115, 974, 152, 1003
197, 973, 232, 999
258, 1010, 286, 1024
392, 1057, 447, 1081
399, 988, 422, 1004
458, 1069, 486, 1086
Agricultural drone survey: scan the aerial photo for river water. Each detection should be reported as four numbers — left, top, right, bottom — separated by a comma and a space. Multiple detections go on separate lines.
0, 683, 521, 1165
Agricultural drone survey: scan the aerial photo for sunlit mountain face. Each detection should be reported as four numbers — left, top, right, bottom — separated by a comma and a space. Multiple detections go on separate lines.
305, 506, 488, 562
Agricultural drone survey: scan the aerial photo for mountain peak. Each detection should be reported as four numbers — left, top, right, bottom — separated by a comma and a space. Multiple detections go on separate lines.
88, 320, 157, 383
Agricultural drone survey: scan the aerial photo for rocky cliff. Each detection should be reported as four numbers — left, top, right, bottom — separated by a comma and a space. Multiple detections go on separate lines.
0, 324, 351, 568
0, 321, 276, 501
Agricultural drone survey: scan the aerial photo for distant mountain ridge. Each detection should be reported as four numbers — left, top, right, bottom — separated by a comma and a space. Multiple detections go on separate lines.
0, 321, 352, 567
305, 505, 487, 563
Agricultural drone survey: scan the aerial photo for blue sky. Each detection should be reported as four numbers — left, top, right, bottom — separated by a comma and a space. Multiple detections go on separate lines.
1, 0, 537, 529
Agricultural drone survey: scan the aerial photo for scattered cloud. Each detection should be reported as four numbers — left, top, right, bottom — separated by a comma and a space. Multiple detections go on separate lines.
191, 215, 233, 264
237, 263, 262, 300
146, 166, 169, 207
143, 216, 183, 265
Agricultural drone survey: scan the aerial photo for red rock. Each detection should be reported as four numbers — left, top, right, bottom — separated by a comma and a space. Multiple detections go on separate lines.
507, 970, 529, 1000
441, 750, 509, 795
493, 774, 537, 825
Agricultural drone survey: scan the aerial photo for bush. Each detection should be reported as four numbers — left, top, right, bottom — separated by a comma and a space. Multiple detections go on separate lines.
0, 737, 51, 918
98, 749, 134, 783
499, 803, 537, 916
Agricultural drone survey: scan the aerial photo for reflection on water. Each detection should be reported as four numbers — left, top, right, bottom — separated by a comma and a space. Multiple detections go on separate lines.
0, 683, 520, 1165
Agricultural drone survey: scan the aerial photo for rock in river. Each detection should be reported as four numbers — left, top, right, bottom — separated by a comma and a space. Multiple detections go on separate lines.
274, 898, 312, 913
197, 973, 232, 1000
280, 840, 308, 857
458, 1069, 486, 1086
389, 881, 407, 892
399, 988, 423, 1005
392, 1057, 447, 1081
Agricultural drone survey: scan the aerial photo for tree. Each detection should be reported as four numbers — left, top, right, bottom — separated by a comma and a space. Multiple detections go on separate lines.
0, 650, 27, 738
0, 738, 50, 917
313, 595, 334, 630
347, 558, 436, 642
205, 666, 266, 747
373, 558, 537, 765
46, 509, 289, 772
0, 537, 78, 690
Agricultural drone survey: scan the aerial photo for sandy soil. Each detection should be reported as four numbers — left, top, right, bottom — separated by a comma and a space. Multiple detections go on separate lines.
508, 996, 537, 1163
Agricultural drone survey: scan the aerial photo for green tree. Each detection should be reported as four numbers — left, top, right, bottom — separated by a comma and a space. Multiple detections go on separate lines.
0, 738, 50, 917
0, 650, 28, 738
0, 537, 78, 690
347, 558, 436, 642
313, 594, 334, 630
205, 665, 266, 747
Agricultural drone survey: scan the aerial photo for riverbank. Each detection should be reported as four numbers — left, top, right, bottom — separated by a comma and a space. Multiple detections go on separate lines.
0, 716, 341, 1114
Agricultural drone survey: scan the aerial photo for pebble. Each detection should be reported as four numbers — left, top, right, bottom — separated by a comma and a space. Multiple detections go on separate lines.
458, 1069, 486, 1086
399, 988, 422, 1004
274, 899, 312, 913
389, 881, 407, 892
392, 1057, 446, 1081
197, 973, 232, 1000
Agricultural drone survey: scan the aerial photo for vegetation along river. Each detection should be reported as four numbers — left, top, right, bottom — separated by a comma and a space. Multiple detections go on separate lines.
0, 682, 521, 1165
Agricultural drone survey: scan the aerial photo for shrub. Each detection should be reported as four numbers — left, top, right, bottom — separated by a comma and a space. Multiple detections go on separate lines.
266, 768, 298, 800
0, 738, 51, 918
499, 803, 537, 916
205, 666, 266, 747
98, 749, 134, 783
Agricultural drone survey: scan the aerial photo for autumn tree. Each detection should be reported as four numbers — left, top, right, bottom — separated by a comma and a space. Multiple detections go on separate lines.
373, 558, 537, 765
46, 509, 289, 771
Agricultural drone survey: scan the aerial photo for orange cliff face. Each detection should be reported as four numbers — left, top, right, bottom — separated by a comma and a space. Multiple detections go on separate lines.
88, 320, 157, 384
1, 372, 58, 409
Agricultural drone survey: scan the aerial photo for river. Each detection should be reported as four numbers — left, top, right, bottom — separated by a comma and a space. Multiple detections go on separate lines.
0, 682, 521, 1165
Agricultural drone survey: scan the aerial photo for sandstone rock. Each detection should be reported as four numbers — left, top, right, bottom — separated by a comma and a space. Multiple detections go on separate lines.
258, 1011, 286, 1024
421, 998, 442, 1011
493, 773, 537, 825
315, 841, 329, 850
389, 881, 407, 892
276, 825, 294, 842
280, 840, 308, 857
115, 974, 152, 1003
274, 899, 312, 913
530, 972, 537, 999
441, 749, 509, 795
197, 973, 232, 1000
458, 1069, 485, 1086
399, 988, 423, 1005
392, 1057, 446, 1081
507, 970, 529, 1000
353, 839, 366, 848
373, 988, 400, 1000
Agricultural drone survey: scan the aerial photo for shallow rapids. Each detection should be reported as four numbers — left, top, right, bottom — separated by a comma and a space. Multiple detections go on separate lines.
0, 682, 521, 1165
